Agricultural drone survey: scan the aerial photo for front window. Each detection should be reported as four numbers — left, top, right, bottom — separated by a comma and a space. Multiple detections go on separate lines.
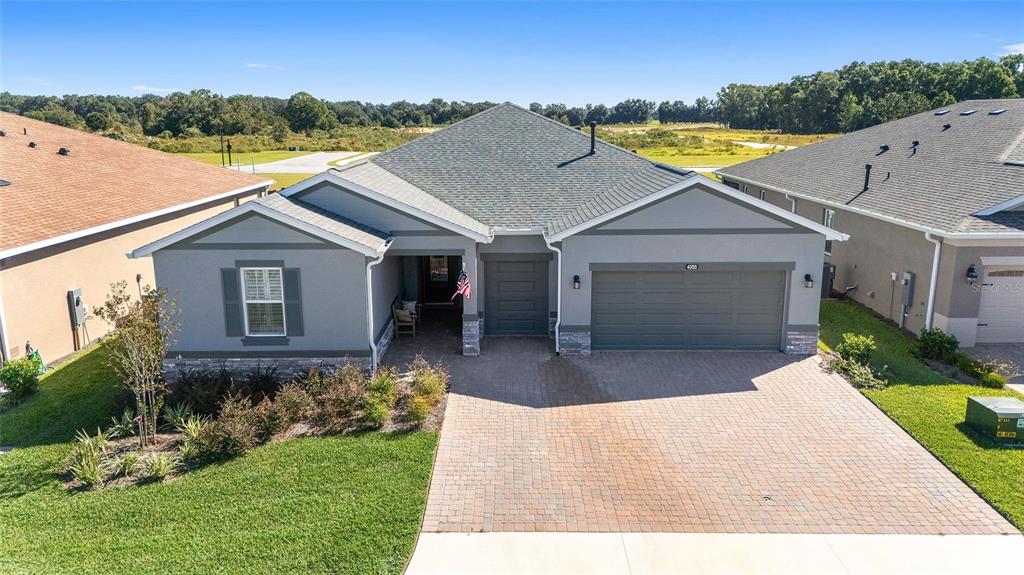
241, 267, 286, 336
822, 208, 836, 255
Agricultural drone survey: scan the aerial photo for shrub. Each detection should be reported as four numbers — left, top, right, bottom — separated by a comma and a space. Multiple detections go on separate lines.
272, 382, 313, 428
234, 364, 281, 401
141, 453, 178, 481
177, 413, 208, 441
107, 408, 138, 439
0, 357, 41, 399
178, 439, 198, 460
70, 452, 104, 489
163, 402, 193, 430
406, 395, 435, 424
315, 363, 369, 428
251, 397, 283, 442
917, 329, 959, 361
169, 367, 233, 416
362, 367, 397, 428
410, 356, 448, 398
299, 365, 329, 399
828, 356, 886, 390
110, 452, 141, 477
195, 394, 257, 460
835, 333, 876, 365
978, 372, 1007, 389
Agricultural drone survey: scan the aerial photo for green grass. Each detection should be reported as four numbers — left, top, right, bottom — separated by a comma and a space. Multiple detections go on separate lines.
820, 300, 1024, 529
640, 150, 772, 167
262, 172, 316, 190
180, 150, 311, 166
0, 346, 437, 574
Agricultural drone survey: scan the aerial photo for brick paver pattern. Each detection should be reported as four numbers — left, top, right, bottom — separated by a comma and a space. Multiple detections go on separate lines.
385, 330, 1016, 535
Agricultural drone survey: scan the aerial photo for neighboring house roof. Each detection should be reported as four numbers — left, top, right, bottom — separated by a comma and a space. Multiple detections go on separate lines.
719, 99, 1024, 236
351, 102, 694, 232
0, 112, 271, 257
130, 193, 390, 258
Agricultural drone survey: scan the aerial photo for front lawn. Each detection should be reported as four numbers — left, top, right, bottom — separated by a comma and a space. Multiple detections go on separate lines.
820, 300, 1024, 530
0, 347, 437, 574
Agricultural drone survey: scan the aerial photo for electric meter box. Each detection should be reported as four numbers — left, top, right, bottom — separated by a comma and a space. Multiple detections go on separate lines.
965, 396, 1024, 446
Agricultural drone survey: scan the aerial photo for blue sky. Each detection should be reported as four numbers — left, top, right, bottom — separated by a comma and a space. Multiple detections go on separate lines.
2, 1, 1022, 105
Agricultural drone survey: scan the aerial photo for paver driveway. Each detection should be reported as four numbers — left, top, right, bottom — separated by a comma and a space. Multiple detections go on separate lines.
384, 329, 1015, 535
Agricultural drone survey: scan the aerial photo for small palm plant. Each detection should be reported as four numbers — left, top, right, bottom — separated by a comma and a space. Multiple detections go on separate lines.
162, 402, 194, 431
107, 408, 137, 439
109, 452, 141, 478
141, 453, 178, 481
66, 428, 110, 489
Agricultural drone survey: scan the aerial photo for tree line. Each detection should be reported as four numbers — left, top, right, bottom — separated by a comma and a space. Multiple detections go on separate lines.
2, 55, 1022, 138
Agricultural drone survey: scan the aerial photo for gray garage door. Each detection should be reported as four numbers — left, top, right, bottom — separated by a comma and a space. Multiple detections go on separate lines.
591, 270, 785, 350
484, 259, 549, 335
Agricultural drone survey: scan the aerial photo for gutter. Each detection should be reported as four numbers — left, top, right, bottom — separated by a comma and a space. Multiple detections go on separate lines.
924, 232, 942, 331
365, 250, 387, 370
0, 181, 271, 261
544, 236, 563, 354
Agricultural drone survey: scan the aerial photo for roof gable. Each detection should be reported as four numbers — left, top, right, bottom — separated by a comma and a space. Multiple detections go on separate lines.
589, 186, 793, 232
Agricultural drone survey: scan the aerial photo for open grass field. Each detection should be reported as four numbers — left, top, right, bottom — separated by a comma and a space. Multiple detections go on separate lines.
262, 172, 316, 190
0, 346, 437, 574
819, 300, 1024, 530
180, 150, 311, 166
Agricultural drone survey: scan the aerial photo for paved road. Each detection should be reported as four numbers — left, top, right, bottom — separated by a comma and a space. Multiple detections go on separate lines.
227, 151, 377, 174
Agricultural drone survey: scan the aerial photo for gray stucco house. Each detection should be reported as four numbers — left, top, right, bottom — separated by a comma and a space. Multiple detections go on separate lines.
132, 103, 844, 372
720, 99, 1024, 347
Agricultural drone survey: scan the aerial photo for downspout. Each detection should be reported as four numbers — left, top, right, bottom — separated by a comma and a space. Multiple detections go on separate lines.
544, 236, 563, 354
784, 193, 796, 213
924, 232, 942, 331
0, 285, 9, 363
365, 251, 386, 370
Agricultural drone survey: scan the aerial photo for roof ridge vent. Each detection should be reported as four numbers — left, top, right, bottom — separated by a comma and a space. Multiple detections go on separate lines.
960, 110, 976, 116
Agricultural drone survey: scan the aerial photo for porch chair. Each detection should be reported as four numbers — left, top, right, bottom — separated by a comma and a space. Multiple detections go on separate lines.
393, 306, 416, 337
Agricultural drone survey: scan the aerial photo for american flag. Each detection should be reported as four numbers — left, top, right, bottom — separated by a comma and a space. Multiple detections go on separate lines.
451, 268, 472, 301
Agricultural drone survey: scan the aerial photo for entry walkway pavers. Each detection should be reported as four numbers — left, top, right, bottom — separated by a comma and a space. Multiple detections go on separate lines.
411, 338, 1014, 535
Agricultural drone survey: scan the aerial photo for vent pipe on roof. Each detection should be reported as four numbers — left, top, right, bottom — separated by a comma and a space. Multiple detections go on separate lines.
942, 123, 951, 131
863, 164, 872, 192
589, 121, 596, 155
28, 141, 37, 148
23, 128, 27, 135
58, 147, 70, 156
878, 144, 889, 155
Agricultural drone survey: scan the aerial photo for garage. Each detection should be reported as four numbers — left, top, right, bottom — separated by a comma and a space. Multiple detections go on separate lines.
977, 268, 1024, 343
483, 257, 549, 336
591, 268, 786, 350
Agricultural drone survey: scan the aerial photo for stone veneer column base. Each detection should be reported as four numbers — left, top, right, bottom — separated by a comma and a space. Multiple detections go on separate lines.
558, 329, 591, 355
784, 327, 819, 355
163, 356, 371, 380
463, 317, 480, 356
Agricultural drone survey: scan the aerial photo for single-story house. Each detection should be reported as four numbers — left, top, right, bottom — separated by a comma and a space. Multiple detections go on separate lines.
131, 103, 845, 373
0, 112, 270, 364
720, 99, 1024, 347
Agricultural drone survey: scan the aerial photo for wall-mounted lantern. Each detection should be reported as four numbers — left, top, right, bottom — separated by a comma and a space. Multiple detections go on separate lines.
966, 264, 978, 285
803, 273, 814, 289
572, 275, 581, 289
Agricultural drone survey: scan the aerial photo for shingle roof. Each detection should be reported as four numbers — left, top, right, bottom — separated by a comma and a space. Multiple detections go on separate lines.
719, 99, 1024, 235
256, 193, 390, 252
330, 161, 491, 238
348, 102, 692, 233
0, 111, 270, 254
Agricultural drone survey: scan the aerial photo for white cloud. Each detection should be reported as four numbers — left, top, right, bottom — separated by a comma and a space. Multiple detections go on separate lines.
244, 62, 287, 70
1000, 43, 1024, 56
131, 84, 178, 93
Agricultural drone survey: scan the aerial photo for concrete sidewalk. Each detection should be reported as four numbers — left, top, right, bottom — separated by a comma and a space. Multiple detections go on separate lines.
406, 532, 1024, 574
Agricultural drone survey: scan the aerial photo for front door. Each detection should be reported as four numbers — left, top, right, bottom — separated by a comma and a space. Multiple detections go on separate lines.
484, 258, 549, 335
422, 255, 459, 304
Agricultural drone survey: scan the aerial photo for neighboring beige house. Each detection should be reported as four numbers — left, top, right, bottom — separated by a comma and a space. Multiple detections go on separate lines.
720, 99, 1024, 347
0, 112, 270, 364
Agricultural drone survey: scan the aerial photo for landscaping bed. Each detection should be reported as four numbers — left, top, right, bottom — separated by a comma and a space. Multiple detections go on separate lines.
819, 300, 1024, 530
0, 346, 443, 574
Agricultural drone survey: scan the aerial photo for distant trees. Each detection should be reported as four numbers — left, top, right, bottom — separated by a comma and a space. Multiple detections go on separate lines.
2, 55, 1021, 139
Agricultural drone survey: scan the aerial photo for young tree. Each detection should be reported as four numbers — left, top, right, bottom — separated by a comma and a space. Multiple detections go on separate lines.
94, 282, 179, 447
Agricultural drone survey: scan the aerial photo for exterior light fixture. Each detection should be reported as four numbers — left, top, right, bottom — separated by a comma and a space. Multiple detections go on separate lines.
966, 264, 978, 285
572, 275, 581, 289
803, 273, 814, 289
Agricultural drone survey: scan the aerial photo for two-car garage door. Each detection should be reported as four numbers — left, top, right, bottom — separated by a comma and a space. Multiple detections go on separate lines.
591, 269, 786, 351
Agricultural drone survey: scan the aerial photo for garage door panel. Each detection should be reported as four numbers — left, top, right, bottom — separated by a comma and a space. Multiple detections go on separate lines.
592, 269, 784, 350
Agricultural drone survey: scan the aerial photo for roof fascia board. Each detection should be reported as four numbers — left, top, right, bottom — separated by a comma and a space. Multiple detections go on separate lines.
0, 180, 271, 260
547, 175, 848, 242
720, 172, 954, 236
129, 201, 382, 258
282, 171, 492, 243
974, 194, 1024, 216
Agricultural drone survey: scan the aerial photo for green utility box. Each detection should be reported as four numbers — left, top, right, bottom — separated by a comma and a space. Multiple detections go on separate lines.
965, 396, 1024, 446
